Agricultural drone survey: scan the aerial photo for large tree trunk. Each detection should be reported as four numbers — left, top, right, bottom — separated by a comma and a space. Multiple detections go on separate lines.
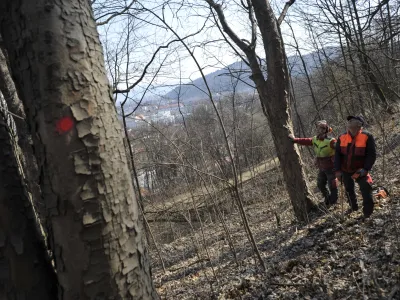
0, 108, 58, 299
0, 45, 45, 227
251, 0, 315, 221
0, 0, 158, 299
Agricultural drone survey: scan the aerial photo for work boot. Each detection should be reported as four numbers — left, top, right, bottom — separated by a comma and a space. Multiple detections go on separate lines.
357, 215, 373, 225
345, 207, 358, 215
324, 195, 330, 206
329, 195, 337, 206
347, 200, 359, 213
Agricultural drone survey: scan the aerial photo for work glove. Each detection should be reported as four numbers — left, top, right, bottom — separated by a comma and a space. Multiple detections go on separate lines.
351, 168, 367, 180
335, 171, 342, 183
357, 168, 367, 177
288, 134, 295, 143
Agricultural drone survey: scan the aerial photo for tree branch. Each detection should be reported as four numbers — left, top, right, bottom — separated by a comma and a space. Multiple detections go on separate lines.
96, 0, 136, 26
383, 52, 400, 62
247, 0, 257, 48
363, 0, 390, 32
113, 28, 202, 94
204, 0, 251, 52
210, 9, 250, 65
124, 55, 168, 117
278, 0, 296, 25
206, 0, 265, 85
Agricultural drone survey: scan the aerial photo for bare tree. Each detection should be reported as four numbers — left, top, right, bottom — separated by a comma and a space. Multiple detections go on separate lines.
296, 0, 400, 111
205, 0, 315, 221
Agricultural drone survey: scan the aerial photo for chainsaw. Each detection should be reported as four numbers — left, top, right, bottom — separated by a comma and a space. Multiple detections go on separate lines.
351, 169, 389, 200
373, 186, 389, 200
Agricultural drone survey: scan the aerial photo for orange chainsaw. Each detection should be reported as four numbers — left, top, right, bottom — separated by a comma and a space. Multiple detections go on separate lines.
373, 186, 389, 200
351, 169, 389, 200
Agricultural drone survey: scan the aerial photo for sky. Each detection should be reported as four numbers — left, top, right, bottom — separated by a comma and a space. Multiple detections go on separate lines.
94, 0, 314, 101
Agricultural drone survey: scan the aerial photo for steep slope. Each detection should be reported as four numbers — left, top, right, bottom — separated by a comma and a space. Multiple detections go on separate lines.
150, 116, 400, 299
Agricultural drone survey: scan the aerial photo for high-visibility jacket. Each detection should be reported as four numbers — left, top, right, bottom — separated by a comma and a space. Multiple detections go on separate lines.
334, 130, 376, 173
312, 136, 336, 158
293, 135, 336, 170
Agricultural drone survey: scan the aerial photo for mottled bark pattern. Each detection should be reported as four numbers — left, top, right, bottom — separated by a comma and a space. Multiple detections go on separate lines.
251, 0, 315, 221
0, 114, 57, 299
0, 0, 157, 299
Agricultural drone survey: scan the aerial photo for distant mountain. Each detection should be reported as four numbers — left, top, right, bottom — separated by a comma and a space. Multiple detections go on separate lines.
163, 47, 339, 102
164, 60, 254, 102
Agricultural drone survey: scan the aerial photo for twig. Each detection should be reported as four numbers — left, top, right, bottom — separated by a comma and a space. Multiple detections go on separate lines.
389, 285, 400, 300
352, 271, 362, 294
96, 0, 135, 26
168, 258, 211, 272
269, 282, 307, 287
114, 30, 203, 94
0, 105, 24, 120
372, 269, 384, 298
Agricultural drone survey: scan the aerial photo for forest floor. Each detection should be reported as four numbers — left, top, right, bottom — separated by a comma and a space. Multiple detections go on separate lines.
150, 118, 400, 300
144, 157, 280, 222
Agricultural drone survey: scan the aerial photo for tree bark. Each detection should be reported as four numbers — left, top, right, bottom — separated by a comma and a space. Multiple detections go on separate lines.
0, 45, 45, 226
0, 0, 158, 299
0, 109, 58, 299
251, 0, 315, 221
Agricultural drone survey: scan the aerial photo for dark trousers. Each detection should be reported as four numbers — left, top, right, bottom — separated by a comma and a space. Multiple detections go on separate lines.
342, 172, 374, 217
317, 169, 338, 205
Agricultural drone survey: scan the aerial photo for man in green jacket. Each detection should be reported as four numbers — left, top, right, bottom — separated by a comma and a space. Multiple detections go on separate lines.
289, 120, 337, 206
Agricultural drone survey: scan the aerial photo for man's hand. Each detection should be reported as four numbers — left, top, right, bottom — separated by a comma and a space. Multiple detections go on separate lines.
357, 168, 367, 177
288, 134, 295, 143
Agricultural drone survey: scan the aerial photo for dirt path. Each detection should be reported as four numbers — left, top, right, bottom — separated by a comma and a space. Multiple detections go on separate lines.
145, 157, 280, 217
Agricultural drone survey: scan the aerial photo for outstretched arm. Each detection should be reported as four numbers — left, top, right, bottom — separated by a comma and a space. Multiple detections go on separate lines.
289, 135, 313, 146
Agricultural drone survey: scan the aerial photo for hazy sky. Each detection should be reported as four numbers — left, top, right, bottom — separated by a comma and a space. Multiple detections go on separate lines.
95, 0, 315, 100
